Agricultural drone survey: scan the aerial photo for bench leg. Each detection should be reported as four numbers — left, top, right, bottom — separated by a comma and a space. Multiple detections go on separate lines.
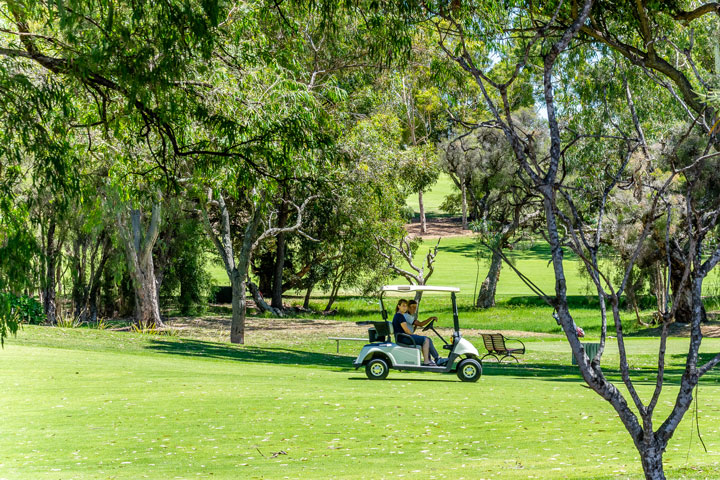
499, 355, 519, 363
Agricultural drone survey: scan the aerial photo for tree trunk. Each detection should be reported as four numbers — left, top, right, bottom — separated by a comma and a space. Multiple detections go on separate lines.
303, 285, 313, 309
86, 236, 111, 323
118, 203, 164, 328
132, 265, 163, 328
271, 199, 289, 309
248, 281, 282, 316
71, 235, 89, 320
42, 220, 58, 324
639, 444, 665, 480
230, 272, 246, 344
201, 190, 264, 344
476, 249, 503, 308
419, 190, 427, 234
324, 267, 346, 312
254, 251, 274, 295
461, 182, 468, 230
670, 248, 706, 323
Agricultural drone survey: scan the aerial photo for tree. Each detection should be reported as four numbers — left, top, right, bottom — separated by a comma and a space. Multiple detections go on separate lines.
441, 112, 544, 308
422, 1, 720, 477
115, 197, 163, 329
201, 187, 317, 343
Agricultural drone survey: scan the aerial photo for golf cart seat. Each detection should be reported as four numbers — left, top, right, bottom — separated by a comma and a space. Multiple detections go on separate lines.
366, 322, 421, 349
367, 321, 392, 343
395, 332, 423, 349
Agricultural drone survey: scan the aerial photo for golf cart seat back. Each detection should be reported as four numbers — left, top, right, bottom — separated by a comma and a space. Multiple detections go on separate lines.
368, 321, 392, 342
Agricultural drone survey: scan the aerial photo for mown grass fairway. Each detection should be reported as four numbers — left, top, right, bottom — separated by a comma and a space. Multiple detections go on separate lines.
2, 326, 720, 479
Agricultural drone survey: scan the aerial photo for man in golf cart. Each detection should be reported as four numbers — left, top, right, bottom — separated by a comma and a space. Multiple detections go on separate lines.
392, 299, 441, 366
406, 300, 443, 363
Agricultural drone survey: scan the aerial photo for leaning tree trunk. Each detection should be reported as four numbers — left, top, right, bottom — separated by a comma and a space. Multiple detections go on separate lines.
476, 249, 503, 308
248, 281, 282, 317
303, 285, 313, 309
118, 202, 164, 329
324, 266, 346, 312
418, 190, 427, 234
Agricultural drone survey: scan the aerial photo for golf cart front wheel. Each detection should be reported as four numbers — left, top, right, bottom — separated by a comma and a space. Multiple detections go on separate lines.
456, 358, 482, 382
365, 358, 389, 380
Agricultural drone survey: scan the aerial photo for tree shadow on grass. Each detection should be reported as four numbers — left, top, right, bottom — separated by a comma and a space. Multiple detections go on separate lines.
480, 360, 720, 385
146, 338, 354, 370
347, 377, 458, 383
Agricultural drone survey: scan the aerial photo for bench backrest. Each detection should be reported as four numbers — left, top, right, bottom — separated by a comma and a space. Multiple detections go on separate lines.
481, 333, 508, 353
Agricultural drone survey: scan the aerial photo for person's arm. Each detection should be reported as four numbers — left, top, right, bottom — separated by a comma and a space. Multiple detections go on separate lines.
414, 316, 437, 328
400, 322, 413, 334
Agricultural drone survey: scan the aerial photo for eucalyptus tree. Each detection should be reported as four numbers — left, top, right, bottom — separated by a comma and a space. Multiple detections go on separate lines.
441, 109, 545, 308
414, 1, 720, 477
0, 24, 86, 331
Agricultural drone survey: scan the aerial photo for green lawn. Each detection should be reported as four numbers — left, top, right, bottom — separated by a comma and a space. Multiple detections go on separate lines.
2, 326, 720, 479
209, 235, 595, 295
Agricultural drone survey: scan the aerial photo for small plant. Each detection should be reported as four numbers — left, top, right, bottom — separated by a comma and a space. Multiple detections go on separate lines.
131, 322, 176, 336
91, 318, 110, 330
56, 315, 82, 328
132, 322, 159, 335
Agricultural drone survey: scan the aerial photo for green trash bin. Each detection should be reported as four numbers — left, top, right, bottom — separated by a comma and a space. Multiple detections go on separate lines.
572, 342, 600, 365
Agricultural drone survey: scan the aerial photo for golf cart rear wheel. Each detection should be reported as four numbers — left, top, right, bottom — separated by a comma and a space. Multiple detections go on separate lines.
456, 358, 482, 382
366, 358, 389, 380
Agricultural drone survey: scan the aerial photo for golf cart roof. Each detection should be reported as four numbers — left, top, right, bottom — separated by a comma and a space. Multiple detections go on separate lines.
381, 285, 460, 293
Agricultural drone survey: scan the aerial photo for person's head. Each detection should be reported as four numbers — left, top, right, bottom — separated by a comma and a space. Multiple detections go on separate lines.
395, 299, 409, 313
408, 300, 418, 315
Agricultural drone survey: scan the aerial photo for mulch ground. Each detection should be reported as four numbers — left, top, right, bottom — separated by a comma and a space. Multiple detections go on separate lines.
405, 216, 472, 239
166, 315, 557, 344
164, 315, 720, 344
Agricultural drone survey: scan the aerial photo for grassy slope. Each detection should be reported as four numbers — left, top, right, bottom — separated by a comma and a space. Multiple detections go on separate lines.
405, 172, 456, 216
2, 327, 720, 479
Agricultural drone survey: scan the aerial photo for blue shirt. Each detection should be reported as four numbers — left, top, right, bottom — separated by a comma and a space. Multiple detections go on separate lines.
392, 312, 411, 340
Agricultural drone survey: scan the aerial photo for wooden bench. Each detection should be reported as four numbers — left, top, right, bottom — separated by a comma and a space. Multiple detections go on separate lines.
328, 337, 367, 353
480, 333, 526, 363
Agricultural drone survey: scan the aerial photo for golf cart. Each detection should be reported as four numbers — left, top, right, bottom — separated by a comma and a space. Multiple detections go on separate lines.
353, 285, 482, 382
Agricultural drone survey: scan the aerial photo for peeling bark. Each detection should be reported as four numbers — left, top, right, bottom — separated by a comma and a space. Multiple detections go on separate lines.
118, 202, 164, 329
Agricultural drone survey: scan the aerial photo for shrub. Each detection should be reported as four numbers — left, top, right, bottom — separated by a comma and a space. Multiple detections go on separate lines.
1, 293, 45, 325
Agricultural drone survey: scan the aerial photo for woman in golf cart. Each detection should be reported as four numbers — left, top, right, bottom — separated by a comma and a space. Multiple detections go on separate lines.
392, 299, 438, 366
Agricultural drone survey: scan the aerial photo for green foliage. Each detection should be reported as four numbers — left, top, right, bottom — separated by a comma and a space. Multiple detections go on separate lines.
158, 216, 213, 315
0, 207, 39, 344
1, 293, 45, 325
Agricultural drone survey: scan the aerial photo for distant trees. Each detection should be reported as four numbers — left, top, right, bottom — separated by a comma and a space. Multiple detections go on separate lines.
441, 110, 544, 307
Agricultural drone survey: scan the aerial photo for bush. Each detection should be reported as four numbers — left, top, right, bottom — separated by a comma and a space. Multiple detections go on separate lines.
0, 293, 45, 325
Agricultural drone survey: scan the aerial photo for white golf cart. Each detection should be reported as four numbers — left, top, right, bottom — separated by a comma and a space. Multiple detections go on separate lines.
353, 285, 482, 382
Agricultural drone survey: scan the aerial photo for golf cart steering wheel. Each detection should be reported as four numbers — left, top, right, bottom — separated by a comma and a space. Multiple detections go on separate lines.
422, 319, 437, 332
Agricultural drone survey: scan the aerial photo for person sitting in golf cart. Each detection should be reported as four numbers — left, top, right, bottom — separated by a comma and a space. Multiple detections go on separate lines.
405, 300, 442, 364
392, 299, 438, 366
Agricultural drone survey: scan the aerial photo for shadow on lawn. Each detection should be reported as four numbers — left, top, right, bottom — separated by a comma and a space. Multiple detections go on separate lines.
480, 360, 720, 385
146, 338, 353, 370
